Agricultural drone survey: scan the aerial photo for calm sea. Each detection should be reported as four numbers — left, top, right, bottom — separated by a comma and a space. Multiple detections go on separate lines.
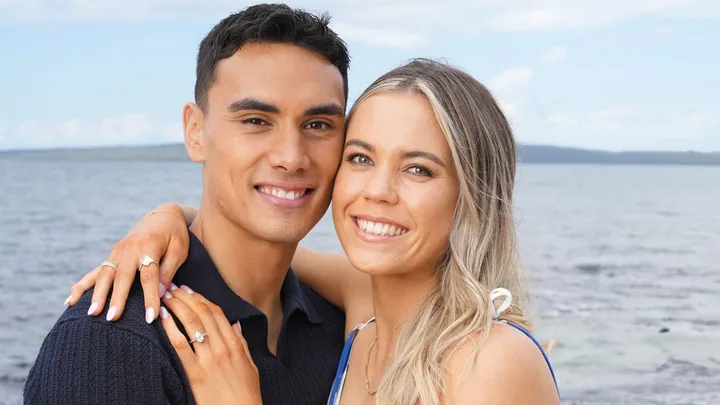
1, 160, 718, 404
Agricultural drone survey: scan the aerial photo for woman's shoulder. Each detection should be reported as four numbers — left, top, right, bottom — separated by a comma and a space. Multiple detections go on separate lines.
444, 322, 559, 405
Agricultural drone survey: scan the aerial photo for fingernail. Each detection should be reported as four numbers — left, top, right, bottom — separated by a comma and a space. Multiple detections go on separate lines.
163, 290, 173, 300
236, 321, 242, 332
180, 285, 193, 294
145, 307, 155, 324
63, 295, 72, 306
159, 283, 166, 297
160, 306, 169, 320
169, 283, 179, 291
106, 306, 117, 321
87, 302, 99, 315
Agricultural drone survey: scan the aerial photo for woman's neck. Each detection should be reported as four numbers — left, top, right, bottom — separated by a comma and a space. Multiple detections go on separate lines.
369, 268, 436, 371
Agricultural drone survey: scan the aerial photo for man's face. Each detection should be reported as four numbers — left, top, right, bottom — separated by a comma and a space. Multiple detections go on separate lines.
184, 42, 346, 244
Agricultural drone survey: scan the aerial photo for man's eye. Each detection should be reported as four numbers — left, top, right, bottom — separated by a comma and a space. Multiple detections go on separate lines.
305, 121, 331, 130
242, 118, 268, 126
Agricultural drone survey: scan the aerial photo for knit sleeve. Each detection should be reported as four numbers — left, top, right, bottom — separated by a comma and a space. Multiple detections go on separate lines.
23, 317, 189, 405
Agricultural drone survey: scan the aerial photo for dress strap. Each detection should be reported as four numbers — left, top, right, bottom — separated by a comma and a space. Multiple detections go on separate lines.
490, 288, 559, 394
327, 318, 375, 405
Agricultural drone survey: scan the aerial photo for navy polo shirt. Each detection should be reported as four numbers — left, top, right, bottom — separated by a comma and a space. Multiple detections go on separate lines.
24, 231, 346, 405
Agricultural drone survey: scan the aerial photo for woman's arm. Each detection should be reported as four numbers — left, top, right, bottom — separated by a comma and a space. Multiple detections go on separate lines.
71, 203, 373, 327
291, 246, 374, 329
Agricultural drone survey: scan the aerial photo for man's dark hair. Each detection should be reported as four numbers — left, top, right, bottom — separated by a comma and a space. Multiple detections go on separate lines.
195, 3, 350, 110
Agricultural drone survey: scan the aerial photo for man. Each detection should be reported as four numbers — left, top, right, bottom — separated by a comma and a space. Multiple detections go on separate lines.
24, 4, 350, 404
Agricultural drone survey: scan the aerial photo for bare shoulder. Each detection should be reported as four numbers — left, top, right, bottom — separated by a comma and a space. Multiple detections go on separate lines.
445, 322, 559, 405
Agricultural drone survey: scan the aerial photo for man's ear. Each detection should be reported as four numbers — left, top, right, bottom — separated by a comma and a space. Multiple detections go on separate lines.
183, 103, 205, 162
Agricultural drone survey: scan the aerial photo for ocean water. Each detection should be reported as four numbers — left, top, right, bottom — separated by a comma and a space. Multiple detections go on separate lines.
0, 160, 718, 404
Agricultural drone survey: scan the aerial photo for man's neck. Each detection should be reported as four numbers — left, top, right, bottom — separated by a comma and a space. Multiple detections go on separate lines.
188, 202, 297, 320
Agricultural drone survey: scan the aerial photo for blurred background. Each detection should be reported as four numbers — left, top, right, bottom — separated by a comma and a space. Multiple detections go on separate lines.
1, 1, 719, 404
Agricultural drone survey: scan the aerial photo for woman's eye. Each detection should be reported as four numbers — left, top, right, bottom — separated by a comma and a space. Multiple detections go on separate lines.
348, 153, 372, 165
407, 165, 432, 177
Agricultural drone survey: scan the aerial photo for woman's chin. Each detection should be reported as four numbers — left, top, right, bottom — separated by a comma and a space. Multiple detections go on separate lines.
346, 251, 403, 277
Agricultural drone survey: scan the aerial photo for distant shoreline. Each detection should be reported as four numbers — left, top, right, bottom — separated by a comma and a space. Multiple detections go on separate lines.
1, 143, 720, 166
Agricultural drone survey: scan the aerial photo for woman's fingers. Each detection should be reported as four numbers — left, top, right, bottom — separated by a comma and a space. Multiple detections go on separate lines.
176, 288, 243, 361
88, 265, 119, 316
105, 248, 139, 321
157, 239, 188, 295
232, 322, 253, 365
161, 286, 218, 359
159, 306, 200, 379
137, 243, 168, 324
67, 266, 101, 306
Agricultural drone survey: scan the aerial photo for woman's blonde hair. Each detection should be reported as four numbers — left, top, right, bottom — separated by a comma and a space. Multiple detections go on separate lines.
347, 58, 532, 405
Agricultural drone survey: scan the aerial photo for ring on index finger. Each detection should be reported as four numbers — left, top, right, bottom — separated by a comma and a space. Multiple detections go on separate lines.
138, 255, 160, 272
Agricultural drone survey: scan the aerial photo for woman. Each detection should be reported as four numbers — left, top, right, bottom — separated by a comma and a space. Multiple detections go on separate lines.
69, 59, 559, 404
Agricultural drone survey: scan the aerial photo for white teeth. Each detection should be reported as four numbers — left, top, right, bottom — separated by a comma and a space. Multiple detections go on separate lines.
259, 186, 306, 201
355, 218, 407, 237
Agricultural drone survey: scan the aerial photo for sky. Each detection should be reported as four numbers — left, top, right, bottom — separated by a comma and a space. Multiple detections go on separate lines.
0, 0, 718, 152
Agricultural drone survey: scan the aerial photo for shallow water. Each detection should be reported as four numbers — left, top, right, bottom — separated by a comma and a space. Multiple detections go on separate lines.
1, 161, 718, 404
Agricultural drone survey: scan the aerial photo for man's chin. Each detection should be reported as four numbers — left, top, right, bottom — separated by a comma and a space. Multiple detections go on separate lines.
250, 224, 312, 245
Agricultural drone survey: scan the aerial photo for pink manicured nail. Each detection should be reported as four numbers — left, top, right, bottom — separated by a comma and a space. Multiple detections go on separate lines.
63, 295, 72, 306
87, 302, 99, 315
169, 283, 179, 291
145, 307, 155, 324
160, 306, 169, 320
236, 321, 242, 332
159, 283, 166, 297
163, 291, 173, 299
180, 285, 193, 294
106, 306, 117, 321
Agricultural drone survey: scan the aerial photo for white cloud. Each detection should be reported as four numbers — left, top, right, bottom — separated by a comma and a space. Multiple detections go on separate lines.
541, 46, 568, 63
487, 67, 534, 122
331, 23, 429, 48
546, 113, 572, 125
1, 114, 182, 149
488, 67, 535, 95
591, 107, 635, 120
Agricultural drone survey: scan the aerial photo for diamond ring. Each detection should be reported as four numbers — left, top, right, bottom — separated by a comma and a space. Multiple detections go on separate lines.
188, 330, 208, 344
101, 260, 119, 272
138, 255, 160, 272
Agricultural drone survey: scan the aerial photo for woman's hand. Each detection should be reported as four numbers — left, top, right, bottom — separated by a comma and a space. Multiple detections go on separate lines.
160, 284, 261, 405
68, 204, 192, 323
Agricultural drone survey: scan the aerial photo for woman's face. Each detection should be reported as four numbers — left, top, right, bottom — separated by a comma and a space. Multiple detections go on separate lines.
332, 91, 460, 278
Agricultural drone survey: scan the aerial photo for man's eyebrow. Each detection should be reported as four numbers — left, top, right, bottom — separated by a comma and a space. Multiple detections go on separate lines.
227, 98, 280, 113
304, 103, 345, 117
345, 139, 374, 152
403, 151, 446, 168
